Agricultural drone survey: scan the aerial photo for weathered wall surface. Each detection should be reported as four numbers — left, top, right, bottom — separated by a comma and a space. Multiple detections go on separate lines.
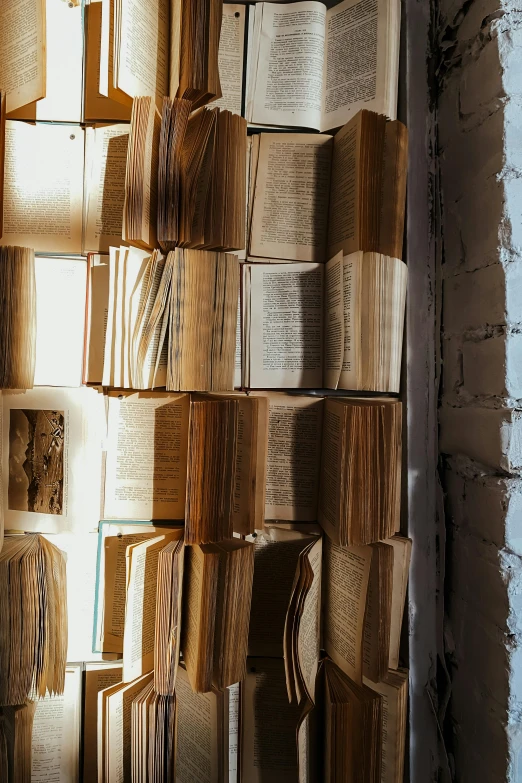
438, 0, 522, 778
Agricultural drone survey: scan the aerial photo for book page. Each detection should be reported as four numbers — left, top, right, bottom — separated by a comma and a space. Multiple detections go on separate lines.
323, 538, 372, 684
322, 0, 395, 130
175, 666, 221, 783
0, 0, 45, 114
84, 1, 132, 122
103, 392, 189, 520
324, 252, 344, 389
318, 399, 345, 540
106, 674, 153, 783
209, 4, 246, 115
31, 665, 81, 783
0, 122, 84, 253
9, 0, 82, 122
228, 682, 240, 783
297, 538, 322, 702
84, 124, 130, 253
100, 528, 164, 653
118, 0, 169, 105
248, 264, 324, 388
123, 534, 180, 682
250, 2, 326, 130
338, 252, 362, 389
387, 537, 412, 669
249, 527, 314, 657
43, 532, 109, 663
363, 673, 407, 783
83, 665, 123, 783
34, 257, 87, 388
242, 658, 302, 783
327, 115, 361, 258
84, 255, 110, 384
250, 134, 332, 262
1, 387, 105, 534
262, 394, 323, 521
234, 293, 242, 388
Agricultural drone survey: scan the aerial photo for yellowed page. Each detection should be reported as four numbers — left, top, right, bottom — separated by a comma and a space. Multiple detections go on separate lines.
117, 0, 169, 105
317, 398, 345, 541
84, 255, 110, 384
297, 537, 322, 703
106, 673, 153, 783
322, 0, 399, 130
0, 122, 84, 253
324, 251, 344, 389
250, 134, 332, 262
248, 263, 324, 388
84, 0, 132, 122
323, 538, 372, 684
123, 532, 181, 682
262, 394, 323, 520
249, 2, 326, 129
84, 124, 130, 253
327, 115, 361, 258
387, 537, 412, 669
241, 658, 302, 783
31, 665, 81, 783
83, 664, 122, 783
337, 252, 362, 389
10, 0, 82, 122
175, 665, 222, 783
103, 392, 189, 520
0, 0, 45, 114
208, 4, 246, 115
363, 672, 407, 783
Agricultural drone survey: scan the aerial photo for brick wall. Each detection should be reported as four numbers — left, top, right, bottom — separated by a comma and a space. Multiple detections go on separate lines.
438, 0, 522, 778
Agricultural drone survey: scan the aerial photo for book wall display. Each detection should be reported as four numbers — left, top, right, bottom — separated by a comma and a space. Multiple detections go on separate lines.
0, 0, 412, 779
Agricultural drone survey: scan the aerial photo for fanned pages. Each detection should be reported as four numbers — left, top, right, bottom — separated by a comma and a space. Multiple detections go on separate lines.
363, 669, 408, 783
318, 398, 402, 546
157, 96, 192, 251
154, 537, 185, 696
0, 701, 36, 783
131, 681, 176, 783
323, 659, 382, 783
0, 92, 4, 239
177, 0, 223, 108
123, 97, 161, 250
0, 246, 36, 389
0, 535, 67, 705
182, 539, 254, 692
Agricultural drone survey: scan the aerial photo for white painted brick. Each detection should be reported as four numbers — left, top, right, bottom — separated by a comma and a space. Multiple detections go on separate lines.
506, 263, 522, 323
504, 177, 522, 253
462, 336, 507, 396
507, 334, 522, 398
443, 264, 505, 333
440, 405, 522, 472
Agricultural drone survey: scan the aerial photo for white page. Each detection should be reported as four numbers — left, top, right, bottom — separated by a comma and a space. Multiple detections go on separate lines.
208, 4, 246, 115
9, 0, 83, 123
0, 122, 84, 253
2, 386, 105, 533
34, 256, 87, 388
32, 665, 82, 783
249, 2, 326, 130
248, 263, 324, 388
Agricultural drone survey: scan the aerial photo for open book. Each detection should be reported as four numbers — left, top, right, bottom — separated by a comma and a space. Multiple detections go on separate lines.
102, 246, 239, 391
246, 0, 400, 131
0, 701, 36, 782
323, 536, 410, 687
182, 539, 254, 692
248, 112, 408, 262
131, 680, 176, 782
123, 97, 247, 253
0, 246, 36, 390
100, 0, 222, 109
242, 254, 407, 392
0, 535, 67, 706
186, 394, 268, 543
364, 668, 408, 783
84, 663, 123, 783
0, 0, 45, 113
93, 522, 183, 657
84, 254, 110, 384
0, 92, 4, 238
